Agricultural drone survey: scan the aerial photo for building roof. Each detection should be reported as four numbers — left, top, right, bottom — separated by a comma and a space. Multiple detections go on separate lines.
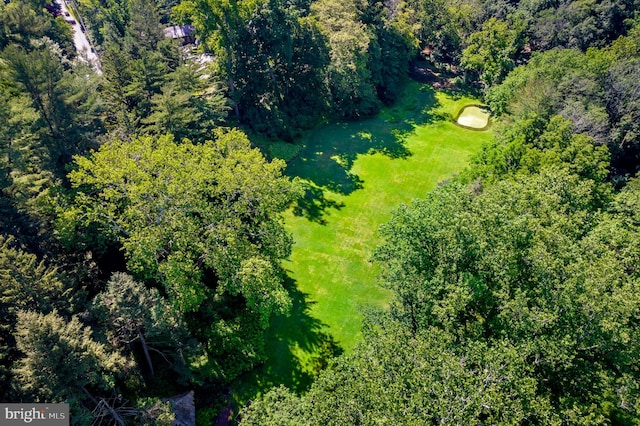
163, 25, 195, 39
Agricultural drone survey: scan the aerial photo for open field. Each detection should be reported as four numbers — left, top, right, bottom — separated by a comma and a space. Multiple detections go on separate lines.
233, 82, 493, 403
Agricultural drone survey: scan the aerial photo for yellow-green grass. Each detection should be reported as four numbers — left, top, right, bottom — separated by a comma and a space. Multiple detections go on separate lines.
232, 83, 492, 404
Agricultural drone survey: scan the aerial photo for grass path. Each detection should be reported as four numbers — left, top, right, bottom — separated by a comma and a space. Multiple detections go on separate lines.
232, 83, 492, 403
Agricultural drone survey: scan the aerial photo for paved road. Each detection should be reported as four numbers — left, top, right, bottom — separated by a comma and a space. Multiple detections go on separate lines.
53, 0, 101, 74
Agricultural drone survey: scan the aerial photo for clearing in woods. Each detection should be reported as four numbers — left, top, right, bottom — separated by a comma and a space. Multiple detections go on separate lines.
233, 81, 493, 404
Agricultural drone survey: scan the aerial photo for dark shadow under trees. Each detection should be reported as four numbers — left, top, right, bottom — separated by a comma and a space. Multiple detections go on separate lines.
234, 275, 343, 397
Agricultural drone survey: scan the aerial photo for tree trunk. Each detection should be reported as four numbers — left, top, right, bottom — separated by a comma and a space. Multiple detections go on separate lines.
80, 386, 126, 426
222, 14, 241, 121
80, 385, 99, 405
99, 398, 126, 426
137, 326, 155, 378
266, 58, 283, 103
228, 71, 241, 121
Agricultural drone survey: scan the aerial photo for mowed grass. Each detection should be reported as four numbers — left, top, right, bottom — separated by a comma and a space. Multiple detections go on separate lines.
232, 82, 492, 404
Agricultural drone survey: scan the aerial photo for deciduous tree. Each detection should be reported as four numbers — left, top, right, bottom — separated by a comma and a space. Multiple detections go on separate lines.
373, 168, 640, 421
461, 17, 524, 87
59, 131, 297, 315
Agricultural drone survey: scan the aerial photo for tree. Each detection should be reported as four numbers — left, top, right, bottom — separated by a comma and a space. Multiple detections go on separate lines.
13, 310, 130, 423
1, 44, 67, 140
233, 0, 329, 139
0, 0, 76, 56
241, 316, 556, 425
463, 115, 611, 196
0, 42, 102, 247
405, 0, 462, 65
59, 131, 297, 315
77, 0, 180, 135
173, 0, 250, 120
605, 58, 640, 173
125, 0, 165, 55
361, 0, 417, 104
372, 168, 640, 422
100, 45, 139, 133
461, 17, 525, 87
91, 272, 194, 379
528, 0, 637, 51
56, 131, 300, 380
484, 26, 640, 177
0, 235, 72, 401
311, 0, 380, 117
0, 87, 44, 194
1, 42, 103, 172
143, 83, 200, 139
142, 64, 229, 141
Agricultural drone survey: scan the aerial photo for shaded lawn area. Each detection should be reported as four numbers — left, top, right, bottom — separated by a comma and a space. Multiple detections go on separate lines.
232, 82, 492, 406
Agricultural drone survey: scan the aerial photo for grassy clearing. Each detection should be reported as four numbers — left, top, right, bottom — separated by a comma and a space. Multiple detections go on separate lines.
232, 82, 492, 404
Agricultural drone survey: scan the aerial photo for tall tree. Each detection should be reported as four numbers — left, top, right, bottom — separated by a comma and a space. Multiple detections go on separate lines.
174, 0, 252, 120
0, 0, 76, 57
372, 168, 640, 421
405, 0, 461, 65
58, 131, 297, 315
233, 0, 329, 138
461, 17, 525, 87
1, 44, 67, 141
142, 64, 229, 141
1, 43, 102, 171
485, 26, 640, 177
125, 0, 164, 54
605, 58, 640, 172
241, 316, 556, 425
13, 310, 130, 423
56, 131, 300, 380
311, 0, 380, 117
0, 235, 71, 401
91, 272, 194, 379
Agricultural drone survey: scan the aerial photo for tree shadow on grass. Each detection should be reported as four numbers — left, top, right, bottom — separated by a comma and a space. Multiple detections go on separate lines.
288, 84, 439, 223
233, 275, 343, 400
291, 182, 346, 224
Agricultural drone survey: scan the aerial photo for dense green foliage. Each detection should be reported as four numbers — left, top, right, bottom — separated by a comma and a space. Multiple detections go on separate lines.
0, 235, 75, 401
242, 124, 640, 425
240, 16, 640, 426
14, 310, 130, 422
91, 272, 194, 380
486, 26, 640, 176
56, 131, 299, 393
2, 0, 640, 422
241, 321, 557, 425
59, 131, 296, 315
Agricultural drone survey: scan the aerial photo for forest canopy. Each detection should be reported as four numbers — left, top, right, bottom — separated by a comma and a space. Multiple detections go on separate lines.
1, 0, 640, 423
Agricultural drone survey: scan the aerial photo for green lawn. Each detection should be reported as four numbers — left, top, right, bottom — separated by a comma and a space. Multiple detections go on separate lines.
232, 82, 492, 404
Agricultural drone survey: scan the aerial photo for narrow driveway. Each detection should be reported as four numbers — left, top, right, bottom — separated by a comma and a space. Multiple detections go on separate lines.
53, 0, 101, 74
